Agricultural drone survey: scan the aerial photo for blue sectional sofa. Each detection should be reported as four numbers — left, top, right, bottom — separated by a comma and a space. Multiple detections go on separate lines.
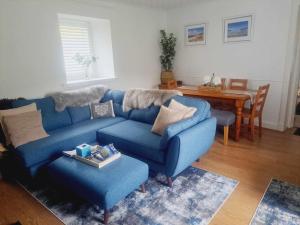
9, 90, 216, 184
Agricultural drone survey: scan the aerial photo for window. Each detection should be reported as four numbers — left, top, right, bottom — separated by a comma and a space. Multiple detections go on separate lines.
58, 14, 115, 84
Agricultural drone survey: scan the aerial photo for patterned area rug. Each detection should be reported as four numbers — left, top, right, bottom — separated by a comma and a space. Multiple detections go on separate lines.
250, 179, 300, 225
20, 167, 238, 225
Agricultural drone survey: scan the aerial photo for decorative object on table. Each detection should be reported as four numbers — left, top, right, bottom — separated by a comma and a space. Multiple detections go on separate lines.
19, 167, 238, 225
64, 144, 121, 168
158, 80, 177, 90
224, 15, 253, 43
0, 103, 37, 146
159, 30, 176, 84
199, 73, 223, 92
242, 84, 270, 141
185, 23, 207, 45
228, 78, 248, 90
176, 80, 183, 87
122, 89, 182, 112
3, 111, 48, 148
72, 53, 98, 79
48, 85, 108, 112
250, 179, 300, 225
91, 100, 115, 119
75, 144, 91, 158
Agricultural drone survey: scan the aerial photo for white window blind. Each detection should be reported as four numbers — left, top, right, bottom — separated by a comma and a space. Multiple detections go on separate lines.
59, 19, 93, 82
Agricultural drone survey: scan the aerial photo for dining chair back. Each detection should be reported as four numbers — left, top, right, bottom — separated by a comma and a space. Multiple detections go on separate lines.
228, 79, 248, 91
242, 84, 270, 140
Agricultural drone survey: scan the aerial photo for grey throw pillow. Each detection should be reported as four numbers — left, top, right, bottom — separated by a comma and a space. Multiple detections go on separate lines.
91, 100, 115, 119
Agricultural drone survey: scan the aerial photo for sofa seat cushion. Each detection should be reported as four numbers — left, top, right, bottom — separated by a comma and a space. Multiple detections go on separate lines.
97, 120, 165, 164
14, 117, 125, 168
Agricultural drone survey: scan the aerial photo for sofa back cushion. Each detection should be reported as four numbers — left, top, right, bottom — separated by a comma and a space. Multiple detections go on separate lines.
67, 106, 91, 124
129, 105, 160, 124
164, 95, 211, 122
12, 97, 72, 132
101, 90, 130, 119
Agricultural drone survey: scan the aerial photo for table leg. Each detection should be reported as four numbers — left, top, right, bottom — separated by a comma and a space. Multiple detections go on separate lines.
235, 100, 244, 141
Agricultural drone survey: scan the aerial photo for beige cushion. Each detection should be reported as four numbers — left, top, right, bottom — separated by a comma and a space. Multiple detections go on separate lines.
152, 100, 197, 136
0, 103, 37, 145
152, 105, 186, 135
3, 111, 48, 148
168, 99, 197, 118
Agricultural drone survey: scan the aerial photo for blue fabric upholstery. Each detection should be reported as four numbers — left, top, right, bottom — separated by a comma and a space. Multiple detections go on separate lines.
9, 91, 217, 180
97, 120, 165, 163
129, 105, 160, 124
164, 95, 211, 122
48, 155, 148, 209
165, 117, 217, 177
211, 109, 236, 126
12, 97, 72, 131
101, 90, 130, 118
13, 117, 125, 168
160, 96, 211, 149
67, 106, 91, 124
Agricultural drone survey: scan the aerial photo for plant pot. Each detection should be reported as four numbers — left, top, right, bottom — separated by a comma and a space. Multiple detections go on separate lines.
161, 71, 174, 84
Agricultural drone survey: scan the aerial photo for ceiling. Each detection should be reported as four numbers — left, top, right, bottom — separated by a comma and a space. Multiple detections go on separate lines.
107, 0, 202, 9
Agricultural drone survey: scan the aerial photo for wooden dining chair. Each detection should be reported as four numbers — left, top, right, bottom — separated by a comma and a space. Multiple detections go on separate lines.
242, 84, 270, 140
228, 79, 248, 91
221, 78, 227, 90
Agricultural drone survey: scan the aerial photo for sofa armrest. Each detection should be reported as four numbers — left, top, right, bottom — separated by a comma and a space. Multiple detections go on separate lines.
160, 115, 200, 149
165, 117, 216, 177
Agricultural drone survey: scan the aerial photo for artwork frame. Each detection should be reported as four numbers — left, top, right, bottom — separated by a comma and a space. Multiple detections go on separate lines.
224, 15, 253, 43
185, 23, 207, 45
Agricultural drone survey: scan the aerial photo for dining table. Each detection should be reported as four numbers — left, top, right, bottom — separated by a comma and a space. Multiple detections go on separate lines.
173, 86, 256, 141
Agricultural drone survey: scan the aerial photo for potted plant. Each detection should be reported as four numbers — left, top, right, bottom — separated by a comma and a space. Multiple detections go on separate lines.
159, 30, 176, 84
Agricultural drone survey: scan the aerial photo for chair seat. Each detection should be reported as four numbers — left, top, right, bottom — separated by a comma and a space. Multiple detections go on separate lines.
211, 109, 236, 126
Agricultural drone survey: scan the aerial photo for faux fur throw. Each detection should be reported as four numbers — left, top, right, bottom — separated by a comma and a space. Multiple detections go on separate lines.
123, 89, 182, 112
48, 85, 108, 112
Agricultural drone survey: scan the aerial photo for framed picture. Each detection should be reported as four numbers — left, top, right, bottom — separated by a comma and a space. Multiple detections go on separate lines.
185, 24, 206, 45
224, 15, 253, 43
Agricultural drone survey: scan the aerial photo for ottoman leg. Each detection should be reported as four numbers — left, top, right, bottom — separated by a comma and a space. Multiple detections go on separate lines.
104, 209, 109, 225
140, 183, 146, 193
167, 177, 173, 188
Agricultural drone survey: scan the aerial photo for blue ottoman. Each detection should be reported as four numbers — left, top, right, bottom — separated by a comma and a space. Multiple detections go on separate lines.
47, 155, 148, 224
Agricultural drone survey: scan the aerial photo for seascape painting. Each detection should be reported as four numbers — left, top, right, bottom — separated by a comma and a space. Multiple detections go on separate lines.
185, 24, 206, 45
224, 16, 252, 43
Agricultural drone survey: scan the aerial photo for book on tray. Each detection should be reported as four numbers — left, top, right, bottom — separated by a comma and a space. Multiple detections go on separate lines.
63, 144, 121, 168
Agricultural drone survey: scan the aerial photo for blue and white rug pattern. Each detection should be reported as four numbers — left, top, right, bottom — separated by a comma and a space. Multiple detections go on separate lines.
250, 179, 300, 225
22, 167, 238, 225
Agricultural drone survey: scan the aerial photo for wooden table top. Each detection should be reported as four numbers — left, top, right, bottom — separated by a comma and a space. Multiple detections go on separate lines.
177, 86, 251, 101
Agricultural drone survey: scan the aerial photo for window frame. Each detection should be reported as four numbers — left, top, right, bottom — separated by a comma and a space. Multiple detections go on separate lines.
58, 14, 115, 86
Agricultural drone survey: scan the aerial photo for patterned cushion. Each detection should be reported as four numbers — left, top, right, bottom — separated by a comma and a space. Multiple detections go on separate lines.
91, 100, 115, 119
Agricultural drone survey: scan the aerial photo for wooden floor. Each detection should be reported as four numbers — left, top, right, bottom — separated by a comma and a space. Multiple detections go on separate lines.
0, 129, 300, 225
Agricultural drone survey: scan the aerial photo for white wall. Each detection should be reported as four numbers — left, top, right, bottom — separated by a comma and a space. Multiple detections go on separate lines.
0, 0, 165, 98
166, 0, 293, 130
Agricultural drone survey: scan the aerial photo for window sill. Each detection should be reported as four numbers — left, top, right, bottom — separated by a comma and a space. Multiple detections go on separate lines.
63, 76, 116, 89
